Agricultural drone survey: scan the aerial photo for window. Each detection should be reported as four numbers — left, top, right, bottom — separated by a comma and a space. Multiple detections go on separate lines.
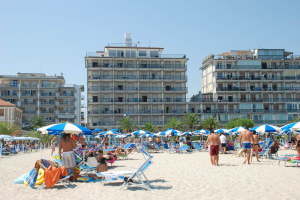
109, 50, 116, 57
0, 109, 4, 116
117, 51, 124, 57
139, 51, 146, 57
150, 51, 159, 58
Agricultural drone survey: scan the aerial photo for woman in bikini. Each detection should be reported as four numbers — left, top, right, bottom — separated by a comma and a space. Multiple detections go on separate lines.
251, 130, 260, 162
51, 137, 57, 156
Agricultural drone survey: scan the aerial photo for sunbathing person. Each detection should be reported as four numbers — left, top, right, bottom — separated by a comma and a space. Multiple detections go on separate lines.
88, 158, 108, 180
296, 140, 300, 156
95, 149, 112, 162
116, 147, 133, 155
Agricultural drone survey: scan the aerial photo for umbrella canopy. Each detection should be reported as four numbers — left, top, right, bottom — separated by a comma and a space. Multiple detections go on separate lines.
100, 130, 119, 136
180, 132, 194, 136
111, 129, 119, 132
114, 134, 128, 139
195, 129, 209, 135
94, 128, 103, 132
250, 124, 281, 134
214, 129, 229, 133
4, 137, 40, 141
281, 122, 300, 132
132, 130, 151, 135
162, 129, 181, 136
0, 135, 13, 139
229, 127, 245, 133
38, 123, 92, 135
140, 134, 150, 138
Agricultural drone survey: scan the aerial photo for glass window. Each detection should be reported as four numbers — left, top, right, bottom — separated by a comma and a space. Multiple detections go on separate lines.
150, 51, 159, 57
139, 51, 146, 57
130, 51, 136, 57
288, 114, 293, 121
108, 50, 116, 57
0, 109, 4, 116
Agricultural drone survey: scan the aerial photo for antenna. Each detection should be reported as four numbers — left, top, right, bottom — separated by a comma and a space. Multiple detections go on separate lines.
258, 43, 261, 48
39, 67, 43, 73
149, 41, 152, 47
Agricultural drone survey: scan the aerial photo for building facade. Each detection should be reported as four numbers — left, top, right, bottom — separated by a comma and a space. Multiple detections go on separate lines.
198, 49, 300, 125
0, 73, 84, 126
86, 33, 188, 130
0, 99, 23, 129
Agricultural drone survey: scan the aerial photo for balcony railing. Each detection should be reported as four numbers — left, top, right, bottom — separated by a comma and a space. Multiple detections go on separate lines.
88, 86, 187, 92
217, 87, 300, 91
61, 93, 74, 96
217, 76, 300, 81
86, 52, 187, 59
22, 102, 37, 105
40, 102, 55, 105
40, 93, 56, 96
40, 110, 56, 114
0, 84, 18, 87
88, 75, 187, 81
215, 65, 300, 70
21, 93, 37, 97
86, 63, 187, 69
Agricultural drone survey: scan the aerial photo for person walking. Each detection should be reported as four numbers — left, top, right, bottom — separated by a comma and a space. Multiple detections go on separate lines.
219, 133, 227, 154
59, 133, 77, 182
239, 127, 254, 164
205, 130, 222, 166
250, 130, 260, 162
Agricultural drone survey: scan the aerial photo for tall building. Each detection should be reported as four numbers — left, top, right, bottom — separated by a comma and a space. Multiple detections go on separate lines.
0, 73, 84, 126
199, 49, 300, 125
86, 33, 188, 130
0, 99, 23, 129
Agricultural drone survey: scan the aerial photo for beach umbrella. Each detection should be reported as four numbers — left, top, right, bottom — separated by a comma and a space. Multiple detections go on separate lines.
250, 124, 281, 134
180, 132, 194, 136
94, 128, 103, 133
111, 129, 119, 132
140, 134, 150, 138
37, 123, 92, 135
162, 129, 181, 136
132, 130, 151, 135
281, 122, 300, 132
214, 129, 229, 134
100, 130, 119, 136
0, 135, 13, 139
229, 127, 245, 133
195, 129, 209, 135
148, 133, 157, 137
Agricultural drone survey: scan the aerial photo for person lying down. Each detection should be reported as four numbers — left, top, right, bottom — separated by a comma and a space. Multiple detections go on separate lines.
88, 158, 108, 180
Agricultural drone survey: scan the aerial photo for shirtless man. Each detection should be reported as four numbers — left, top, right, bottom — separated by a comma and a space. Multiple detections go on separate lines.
239, 127, 254, 164
205, 130, 222, 166
79, 135, 86, 149
59, 133, 77, 181
251, 130, 260, 162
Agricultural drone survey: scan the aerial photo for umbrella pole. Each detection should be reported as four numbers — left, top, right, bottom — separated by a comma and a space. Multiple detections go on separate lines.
40, 141, 42, 157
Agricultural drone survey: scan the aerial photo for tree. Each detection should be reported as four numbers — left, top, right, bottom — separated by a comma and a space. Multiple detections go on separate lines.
201, 117, 221, 131
163, 117, 182, 130
118, 117, 137, 133
29, 115, 46, 129
225, 118, 254, 129
28, 130, 54, 148
0, 122, 18, 135
290, 118, 300, 123
181, 113, 200, 132
141, 122, 159, 133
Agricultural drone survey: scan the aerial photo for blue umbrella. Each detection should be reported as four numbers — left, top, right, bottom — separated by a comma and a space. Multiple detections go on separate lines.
37, 123, 92, 135
281, 122, 300, 132
162, 129, 181, 136
214, 129, 229, 134
111, 129, 119, 132
250, 124, 281, 134
229, 127, 245, 133
180, 132, 194, 136
94, 128, 103, 132
133, 130, 151, 135
100, 130, 119, 136
194, 129, 209, 135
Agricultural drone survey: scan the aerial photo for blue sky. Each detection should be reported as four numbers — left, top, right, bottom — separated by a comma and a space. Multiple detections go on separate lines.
1, 0, 299, 98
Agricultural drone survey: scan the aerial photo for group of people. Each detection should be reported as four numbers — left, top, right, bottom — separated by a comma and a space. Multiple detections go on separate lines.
204, 127, 299, 166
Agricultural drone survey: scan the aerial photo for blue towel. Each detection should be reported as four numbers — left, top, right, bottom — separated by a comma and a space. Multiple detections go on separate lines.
25, 168, 39, 188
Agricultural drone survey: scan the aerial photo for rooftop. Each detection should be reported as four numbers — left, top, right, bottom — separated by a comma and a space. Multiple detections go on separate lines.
0, 99, 16, 107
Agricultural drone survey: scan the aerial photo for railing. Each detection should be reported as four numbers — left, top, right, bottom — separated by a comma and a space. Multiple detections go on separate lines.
215, 65, 300, 70
40, 102, 55, 105
0, 93, 17, 96
59, 102, 74, 105
61, 93, 74, 96
86, 63, 187, 69
23, 110, 36, 114
41, 85, 57, 88
86, 52, 187, 59
88, 75, 187, 81
40, 110, 56, 114
217, 76, 300, 81
0, 84, 18, 87
22, 102, 37, 105
88, 86, 187, 92
21, 93, 38, 97
40, 93, 56, 96
216, 87, 300, 91
21, 84, 38, 88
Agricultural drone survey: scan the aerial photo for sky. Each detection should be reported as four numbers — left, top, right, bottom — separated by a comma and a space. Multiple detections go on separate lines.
1, 0, 300, 99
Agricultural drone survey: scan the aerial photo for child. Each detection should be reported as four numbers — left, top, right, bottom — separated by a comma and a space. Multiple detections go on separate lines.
88, 158, 108, 180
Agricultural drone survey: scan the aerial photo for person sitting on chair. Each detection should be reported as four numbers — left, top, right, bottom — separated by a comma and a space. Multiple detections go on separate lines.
5, 144, 11, 152
88, 158, 108, 180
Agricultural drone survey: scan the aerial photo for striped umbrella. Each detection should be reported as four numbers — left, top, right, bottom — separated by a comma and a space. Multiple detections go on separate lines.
250, 124, 281, 134
214, 129, 229, 134
37, 123, 92, 135
133, 130, 151, 135
229, 127, 245, 133
162, 129, 181, 136
194, 129, 209, 135
180, 132, 194, 136
281, 122, 300, 132
100, 130, 119, 136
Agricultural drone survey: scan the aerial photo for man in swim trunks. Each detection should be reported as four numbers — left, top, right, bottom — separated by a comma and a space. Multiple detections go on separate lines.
79, 135, 86, 149
251, 130, 260, 162
219, 133, 227, 154
59, 133, 77, 181
239, 127, 254, 164
205, 130, 222, 166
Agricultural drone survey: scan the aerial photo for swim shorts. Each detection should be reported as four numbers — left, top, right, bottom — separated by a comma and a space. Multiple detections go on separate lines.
210, 145, 219, 156
221, 143, 226, 147
62, 151, 76, 168
242, 142, 252, 150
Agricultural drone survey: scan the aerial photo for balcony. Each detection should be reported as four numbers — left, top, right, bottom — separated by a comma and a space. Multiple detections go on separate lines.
40, 93, 56, 97
86, 63, 187, 70
58, 114, 75, 118
41, 84, 57, 88
0, 84, 18, 88
60, 93, 74, 97
22, 102, 37, 106
86, 52, 187, 59
20, 93, 38, 97
88, 75, 187, 81
215, 65, 300, 70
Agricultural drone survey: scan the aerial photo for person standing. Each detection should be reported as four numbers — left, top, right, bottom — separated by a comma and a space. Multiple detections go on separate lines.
239, 127, 254, 164
219, 133, 227, 154
79, 134, 86, 149
59, 133, 77, 182
205, 130, 222, 166
50, 137, 57, 156
250, 130, 260, 162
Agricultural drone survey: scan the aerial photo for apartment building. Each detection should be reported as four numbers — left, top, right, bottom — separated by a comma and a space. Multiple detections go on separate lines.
196, 49, 300, 126
0, 73, 84, 126
0, 99, 23, 129
86, 33, 188, 130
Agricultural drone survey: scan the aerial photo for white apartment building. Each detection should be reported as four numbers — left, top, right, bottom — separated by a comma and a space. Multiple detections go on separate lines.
86, 33, 188, 130
0, 73, 84, 126
198, 49, 300, 125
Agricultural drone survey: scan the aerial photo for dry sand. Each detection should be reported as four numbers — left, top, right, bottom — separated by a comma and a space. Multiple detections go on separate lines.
1, 148, 300, 200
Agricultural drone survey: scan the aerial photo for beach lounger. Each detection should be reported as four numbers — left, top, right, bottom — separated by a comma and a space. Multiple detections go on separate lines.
258, 140, 273, 159
163, 143, 170, 153
194, 144, 202, 152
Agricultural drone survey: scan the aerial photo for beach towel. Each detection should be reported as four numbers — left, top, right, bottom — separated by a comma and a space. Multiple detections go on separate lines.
25, 159, 51, 188
44, 165, 69, 189
100, 171, 133, 181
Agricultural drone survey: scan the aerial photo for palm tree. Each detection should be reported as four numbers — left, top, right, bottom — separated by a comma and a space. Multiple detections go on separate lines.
201, 116, 221, 131
118, 117, 137, 133
141, 122, 159, 133
28, 130, 54, 148
0, 122, 18, 135
29, 115, 46, 129
181, 113, 200, 132
163, 117, 182, 130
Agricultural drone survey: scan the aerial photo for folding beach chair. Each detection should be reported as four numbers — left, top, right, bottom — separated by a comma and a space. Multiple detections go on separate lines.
194, 144, 202, 152
258, 140, 273, 159
163, 143, 170, 153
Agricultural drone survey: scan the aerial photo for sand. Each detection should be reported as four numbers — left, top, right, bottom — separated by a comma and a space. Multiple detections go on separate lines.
1, 148, 300, 200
